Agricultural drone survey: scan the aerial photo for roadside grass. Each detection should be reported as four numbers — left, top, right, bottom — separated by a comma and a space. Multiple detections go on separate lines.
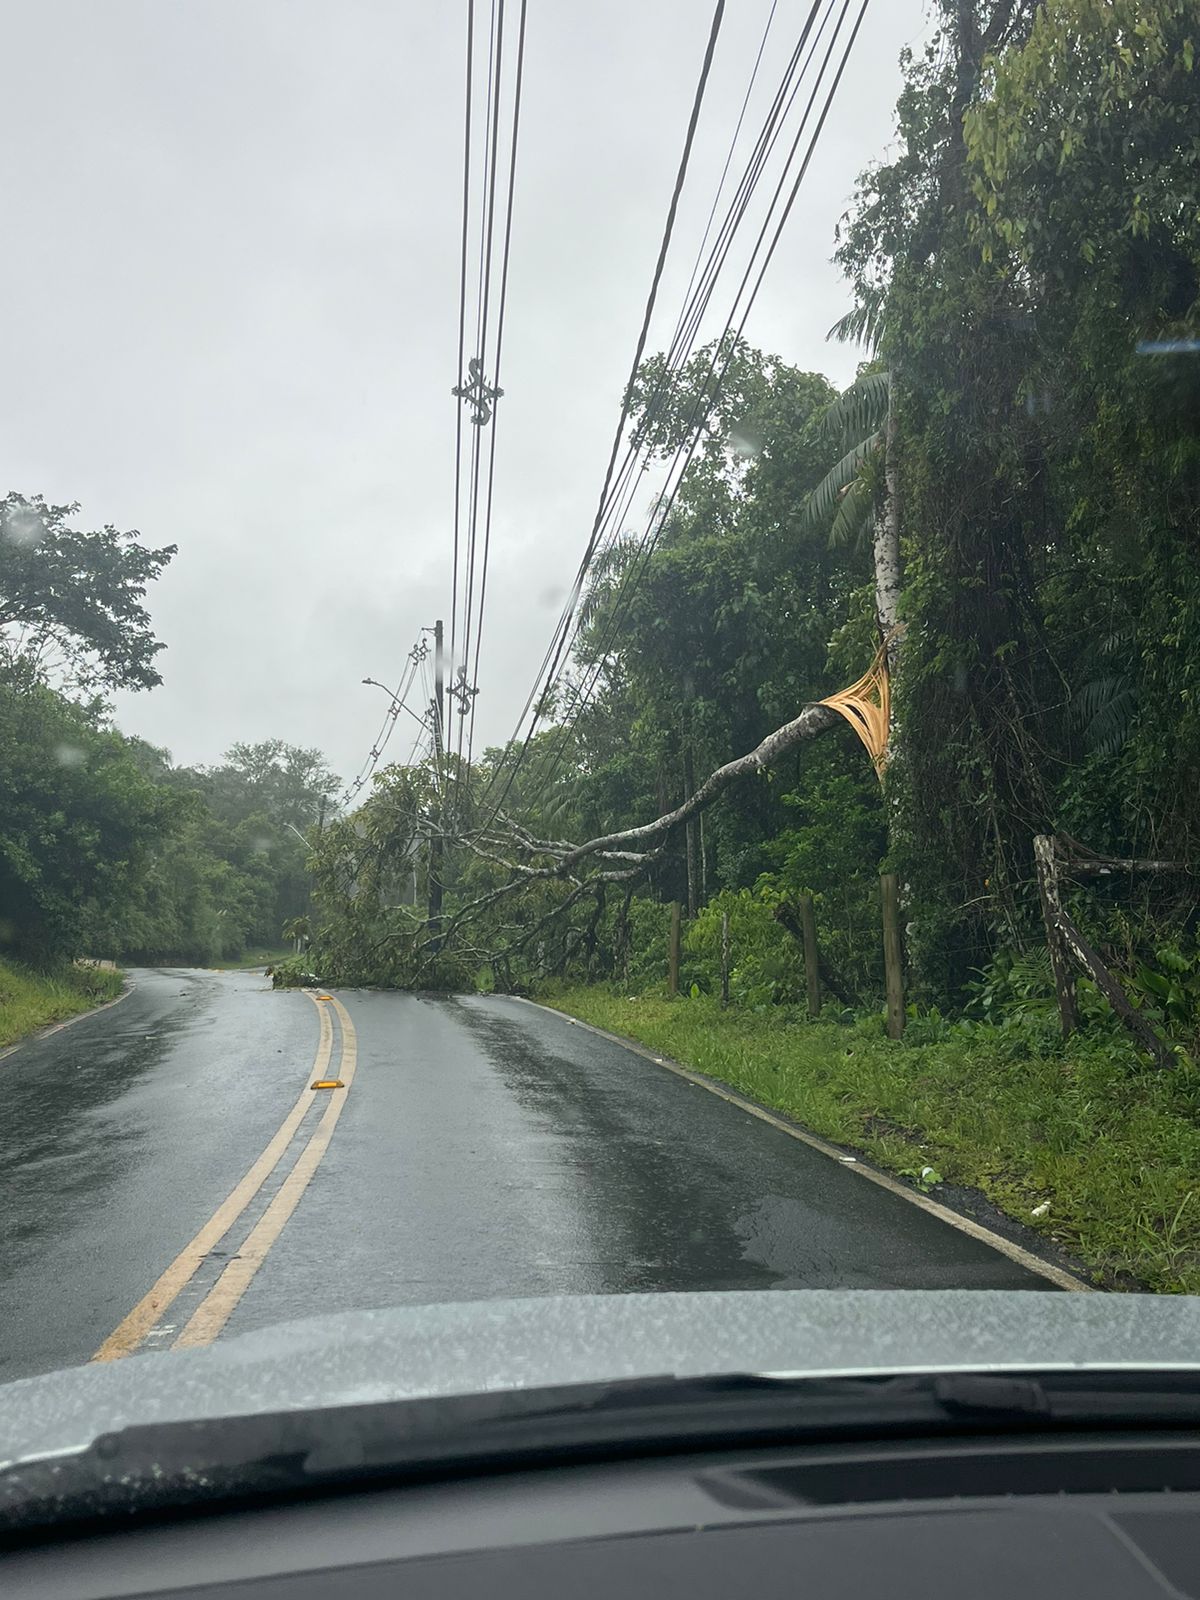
0, 956, 124, 1050
539, 986, 1200, 1295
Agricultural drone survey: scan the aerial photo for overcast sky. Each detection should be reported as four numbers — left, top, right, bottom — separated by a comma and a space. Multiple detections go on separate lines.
4, 0, 929, 784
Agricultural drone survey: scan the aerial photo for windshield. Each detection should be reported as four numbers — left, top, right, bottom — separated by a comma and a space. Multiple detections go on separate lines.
2, 0, 1197, 1405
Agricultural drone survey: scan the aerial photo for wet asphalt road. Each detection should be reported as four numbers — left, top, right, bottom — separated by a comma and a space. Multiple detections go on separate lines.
1, 968, 1048, 1383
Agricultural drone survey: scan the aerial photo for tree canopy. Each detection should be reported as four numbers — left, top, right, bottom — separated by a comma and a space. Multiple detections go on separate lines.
291, 0, 1200, 1051
0, 494, 176, 694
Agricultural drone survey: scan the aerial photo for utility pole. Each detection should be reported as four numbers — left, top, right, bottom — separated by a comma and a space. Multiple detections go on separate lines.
429, 619, 445, 952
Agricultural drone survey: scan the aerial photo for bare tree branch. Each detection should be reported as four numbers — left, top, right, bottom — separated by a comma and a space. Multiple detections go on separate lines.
557, 703, 840, 871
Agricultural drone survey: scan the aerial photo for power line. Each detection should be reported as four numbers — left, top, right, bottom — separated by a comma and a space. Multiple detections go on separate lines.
480, 0, 833, 818
465, 0, 529, 783
540, 0, 843, 753
480, 0, 822, 816
476, 0, 729, 823
339, 636, 429, 809
449, 0, 475, 749
447, 0, 528, 794
517, 0, 871, 804
455, 0, 503, 770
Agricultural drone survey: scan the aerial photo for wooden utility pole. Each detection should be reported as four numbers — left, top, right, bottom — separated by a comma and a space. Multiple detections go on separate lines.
799, 893, 821, 1020
668, 901, 682, 998
428, 618, 445, 952
880, 872, 905, 1039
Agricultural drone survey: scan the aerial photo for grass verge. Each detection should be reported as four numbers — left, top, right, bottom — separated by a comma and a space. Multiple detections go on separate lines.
0, 957, 124, 1050
539, 986, 1200, 1295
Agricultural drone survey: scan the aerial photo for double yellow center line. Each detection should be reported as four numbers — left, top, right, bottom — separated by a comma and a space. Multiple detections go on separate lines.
92, 990, 357, 1362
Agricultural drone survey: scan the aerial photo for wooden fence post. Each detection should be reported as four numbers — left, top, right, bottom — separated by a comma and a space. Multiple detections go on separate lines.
1033, 833, 1078, 1039
668, 901, 682, 998
880, 872, 905, 1039
799, 894, 821, 1019
720, 910, 730, 1009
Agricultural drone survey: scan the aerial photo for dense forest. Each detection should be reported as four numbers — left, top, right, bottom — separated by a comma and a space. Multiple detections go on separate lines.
287, 0, 1200, 1058
0, 493, 339, 970
4, 0, 1198, 1054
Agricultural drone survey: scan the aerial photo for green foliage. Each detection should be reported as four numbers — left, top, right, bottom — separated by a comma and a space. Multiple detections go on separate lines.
827, 0, 1200, 1002
0, 493, 176, 693
0, 485, 341, 972
282, 1, 1199, 1071
1129, 944, 1200, 1037
269, 955, 320, 989
686, 889, 802, 1007
0, 956, 123, 1049
0, 675, 172, 963
0, 669, 339, 967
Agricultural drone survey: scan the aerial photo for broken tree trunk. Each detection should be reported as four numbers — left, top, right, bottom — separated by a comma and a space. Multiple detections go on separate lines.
1033, 834, 1079, 1040
1033, 834, 1175, 1069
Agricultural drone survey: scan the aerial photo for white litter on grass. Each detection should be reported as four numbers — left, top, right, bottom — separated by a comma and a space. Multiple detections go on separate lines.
1031, 1201, 1051, 1219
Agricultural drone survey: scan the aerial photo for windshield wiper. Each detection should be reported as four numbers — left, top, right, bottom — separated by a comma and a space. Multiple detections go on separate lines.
5, 1369, 1200, 1540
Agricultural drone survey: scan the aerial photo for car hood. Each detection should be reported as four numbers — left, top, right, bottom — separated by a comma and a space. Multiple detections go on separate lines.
4, 1290, 1200, 1469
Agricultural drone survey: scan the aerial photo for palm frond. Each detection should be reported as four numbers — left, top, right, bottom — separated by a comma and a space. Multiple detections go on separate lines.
1073, 674, 1137, 756
820, 369, 890, 443
827, 287, 886, 354
801, 435, 880, 531
828, 470, 875, 550
577, 538, 644, 630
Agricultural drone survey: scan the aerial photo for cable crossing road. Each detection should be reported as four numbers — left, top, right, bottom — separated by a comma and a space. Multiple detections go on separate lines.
1, 967, 1060, 1384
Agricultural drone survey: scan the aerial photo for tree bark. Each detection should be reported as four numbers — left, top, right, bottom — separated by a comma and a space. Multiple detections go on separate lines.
876, 377, 903, 658
683, 740, 700, 917
773, 901, 855, 1006
1033, 833, 1078, 1039
1034, 835, 1174, 1068
560, 704, 839, 872
881, 872, 906, 1039
799, 893, 821, 1020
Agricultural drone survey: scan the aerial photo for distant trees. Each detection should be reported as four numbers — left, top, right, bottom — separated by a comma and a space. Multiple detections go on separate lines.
0, 491, 340, 968
87, 738, 342, 966
0, 679, 170, 963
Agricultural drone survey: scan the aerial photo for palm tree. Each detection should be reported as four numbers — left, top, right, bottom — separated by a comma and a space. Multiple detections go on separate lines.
803, 293, 901, 650
801, 367, 891, 549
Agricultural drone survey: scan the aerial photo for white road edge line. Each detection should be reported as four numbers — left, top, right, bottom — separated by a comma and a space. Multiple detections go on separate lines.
510, 995, 1090, 1294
